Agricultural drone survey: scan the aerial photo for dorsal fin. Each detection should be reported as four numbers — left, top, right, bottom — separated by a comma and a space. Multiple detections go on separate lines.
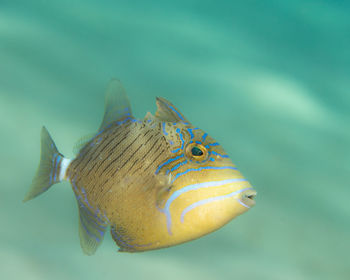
72, 133, 96, 155
99, 79, 132, 131
143, 112, 155, 122
155, 97, 190, 124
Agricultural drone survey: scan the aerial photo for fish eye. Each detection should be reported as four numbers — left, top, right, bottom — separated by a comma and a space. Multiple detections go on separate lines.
185, 143, 208, 162
191, 146, 203, 156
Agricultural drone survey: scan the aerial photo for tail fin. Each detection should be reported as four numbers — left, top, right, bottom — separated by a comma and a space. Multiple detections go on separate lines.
24, 126, 71, 202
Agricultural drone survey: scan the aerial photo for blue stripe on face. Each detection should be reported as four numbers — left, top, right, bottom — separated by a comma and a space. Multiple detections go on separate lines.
171, 166, 238, 184
202, 133, 208, 142
180, 187, 253, 223
162, 122, 168, 136
155, 154, 185, 174
158, 178, 247, 234
235, 197, 250, 208
176, 128, 185, 150
170, 160, 188, 172
187, 128, 194, 139
211, 151, 229, 158
186, 127, 198, 139
205, 142, 219, 148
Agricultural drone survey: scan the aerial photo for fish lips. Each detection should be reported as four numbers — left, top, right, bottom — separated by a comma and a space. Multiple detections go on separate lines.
237, 189, 257, 208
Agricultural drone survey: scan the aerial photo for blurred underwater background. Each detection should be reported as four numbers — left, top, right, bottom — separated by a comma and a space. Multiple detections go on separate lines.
0, 0, 349, 279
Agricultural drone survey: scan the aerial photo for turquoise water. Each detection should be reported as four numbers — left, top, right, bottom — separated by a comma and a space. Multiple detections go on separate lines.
1, 1, 350, 279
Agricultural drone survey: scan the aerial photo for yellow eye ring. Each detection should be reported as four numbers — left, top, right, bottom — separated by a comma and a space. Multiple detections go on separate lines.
185, 143, 208, 162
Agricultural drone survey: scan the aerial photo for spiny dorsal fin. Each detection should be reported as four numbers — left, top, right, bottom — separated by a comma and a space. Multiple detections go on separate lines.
99, 79, 132, 131
155, 97, 190, 124
143, 112, 155, 123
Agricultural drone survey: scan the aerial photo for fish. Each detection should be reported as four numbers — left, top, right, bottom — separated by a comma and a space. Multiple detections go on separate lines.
24, 79, 257, 254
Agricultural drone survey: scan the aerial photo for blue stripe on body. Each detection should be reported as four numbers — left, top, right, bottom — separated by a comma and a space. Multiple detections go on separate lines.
96, 137, 103, 145
116, 117, 141, 125
96, 122, 113, 137
96, 117, 141, 137
111, 227, 134, 249
72, 178, 108, 226
111, 227, 153, 249
155, 154, 184, 174
158, 178, 247, 234
180, 187, 253, 223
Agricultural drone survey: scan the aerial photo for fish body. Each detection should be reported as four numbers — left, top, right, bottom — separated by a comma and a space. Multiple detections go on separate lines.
25, 80, 256, 254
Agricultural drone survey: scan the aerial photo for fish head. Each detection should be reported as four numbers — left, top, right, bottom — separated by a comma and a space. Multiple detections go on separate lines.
157, 123, 257, 242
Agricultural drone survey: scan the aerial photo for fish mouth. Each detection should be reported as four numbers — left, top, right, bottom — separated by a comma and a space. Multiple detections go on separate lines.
239, 189, 257, 208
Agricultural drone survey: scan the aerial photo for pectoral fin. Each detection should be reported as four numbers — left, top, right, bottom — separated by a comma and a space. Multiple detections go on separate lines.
76, 200, 109, 255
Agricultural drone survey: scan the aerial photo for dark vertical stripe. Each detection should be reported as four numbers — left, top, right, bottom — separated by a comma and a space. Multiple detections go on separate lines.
75, 122, 132, 172
83, 128, 132, 177
98, 133, 142, 176
142, 146, 165, 173
117, 144, 143, 172
142, 137, 160, 159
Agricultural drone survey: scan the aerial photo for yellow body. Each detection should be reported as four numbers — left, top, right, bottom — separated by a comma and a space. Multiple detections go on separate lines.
26, 80, 256, 254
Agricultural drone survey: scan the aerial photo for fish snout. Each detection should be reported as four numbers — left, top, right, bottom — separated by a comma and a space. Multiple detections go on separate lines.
238, 189, 257, 208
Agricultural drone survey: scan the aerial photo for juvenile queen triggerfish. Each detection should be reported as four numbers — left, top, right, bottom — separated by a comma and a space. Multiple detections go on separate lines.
25, 80, 257, 254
